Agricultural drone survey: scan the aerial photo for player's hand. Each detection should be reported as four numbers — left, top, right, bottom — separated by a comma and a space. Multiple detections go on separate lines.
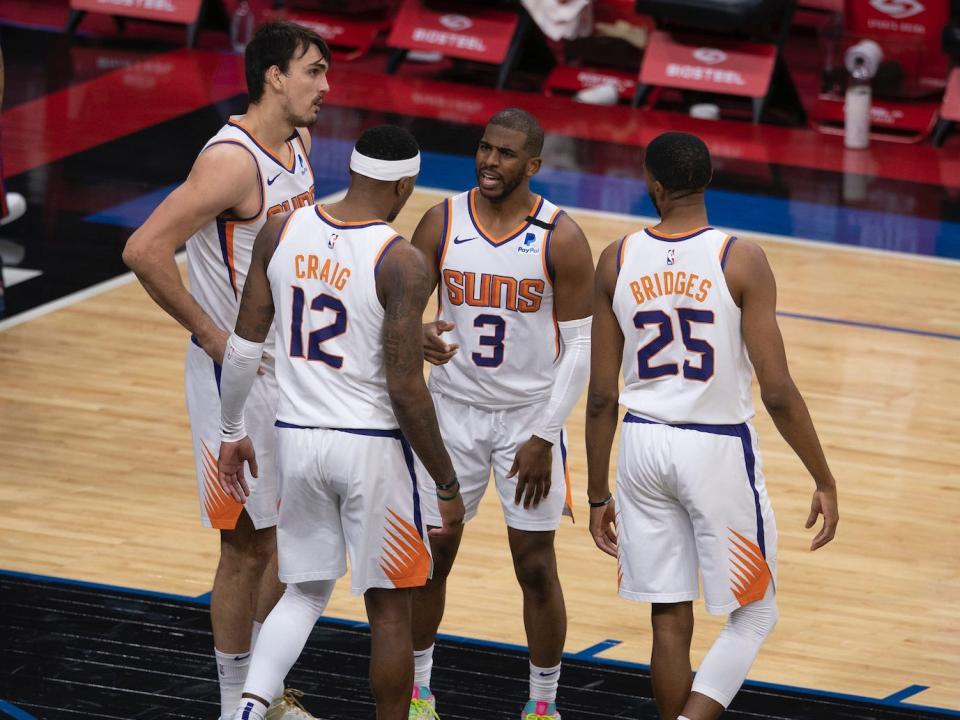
217, 436, 258, 503
199, 326, 230, 365
806, 486, 838, 551
429, 490, 465, 539
589, 498, 618, 558
423, 320, 459, 365
509, 435, 553, 509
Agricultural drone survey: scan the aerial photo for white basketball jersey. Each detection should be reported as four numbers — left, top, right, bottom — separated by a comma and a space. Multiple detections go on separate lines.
186, 118, 315, 350
429, 189, 564, 409
268, 205, 403, 430
613, 226, 755, 425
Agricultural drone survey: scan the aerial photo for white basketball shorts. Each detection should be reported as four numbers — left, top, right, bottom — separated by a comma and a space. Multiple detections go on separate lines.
417, 393, 572, 532
184, 338, 279, 530
275, 424, 431, 596
616, 413, 778, 615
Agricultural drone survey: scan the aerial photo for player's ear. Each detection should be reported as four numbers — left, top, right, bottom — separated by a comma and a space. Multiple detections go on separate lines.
396, 176, 414, 198
526, 156, 542, 178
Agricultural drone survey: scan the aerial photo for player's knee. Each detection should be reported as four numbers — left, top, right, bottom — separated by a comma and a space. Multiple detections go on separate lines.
512, 551, 558, 594
651, 602, 694, 638
728, 591, 779, 642
285, 579, 334, 617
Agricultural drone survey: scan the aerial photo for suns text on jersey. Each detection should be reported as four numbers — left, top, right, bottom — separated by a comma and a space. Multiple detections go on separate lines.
441, 270, 545, 313
267, 186, 316, 217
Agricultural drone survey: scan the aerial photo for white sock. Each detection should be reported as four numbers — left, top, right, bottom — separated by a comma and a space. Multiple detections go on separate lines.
242, 580, 334, 704
231, 697, 268, 720
413, 644, 434, 688
678, 716, 692, 720
529, 661, 561, 703
215, 647, 251, 717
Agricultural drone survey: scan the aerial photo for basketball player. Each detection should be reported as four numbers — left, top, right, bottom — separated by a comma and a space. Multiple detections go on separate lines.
121, 21, 330, 719
409, 109, 594, 720
586, 131, 839, 720
214, 124, 465, 720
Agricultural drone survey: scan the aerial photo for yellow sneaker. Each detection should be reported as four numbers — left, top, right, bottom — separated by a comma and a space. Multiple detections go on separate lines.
266, 689, 316, 720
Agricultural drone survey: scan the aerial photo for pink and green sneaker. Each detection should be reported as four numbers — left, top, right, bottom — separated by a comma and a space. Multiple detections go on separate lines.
521, 700, 561, 720
409, 685, 439, 720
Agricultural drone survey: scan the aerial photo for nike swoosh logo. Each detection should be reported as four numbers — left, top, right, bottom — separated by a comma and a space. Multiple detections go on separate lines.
233, 653, 251, 661
453, 235, 478, 244
266, 172, 282, 186
538, 670, 559, 677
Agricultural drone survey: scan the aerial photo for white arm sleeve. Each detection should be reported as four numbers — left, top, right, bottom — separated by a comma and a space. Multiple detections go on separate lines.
532, 316, 592, 446
219, 333, 265, 443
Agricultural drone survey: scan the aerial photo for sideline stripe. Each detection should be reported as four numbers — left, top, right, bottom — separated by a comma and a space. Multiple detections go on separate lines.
1, 568, 957, 717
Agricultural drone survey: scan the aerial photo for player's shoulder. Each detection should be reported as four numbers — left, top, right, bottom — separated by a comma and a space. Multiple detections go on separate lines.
725, 236, 768, 270
193, 138, 260, 180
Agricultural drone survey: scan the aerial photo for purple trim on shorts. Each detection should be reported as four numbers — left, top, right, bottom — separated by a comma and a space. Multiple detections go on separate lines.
397, 435, 425, 538
623, 412, 765, 557
190, 335, 222, 396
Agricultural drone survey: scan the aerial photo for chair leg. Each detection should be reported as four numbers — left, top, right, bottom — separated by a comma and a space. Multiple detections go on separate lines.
386, 48, 408, 75
632, 83, 650, 108
497, 11, 532, 90
65, 9, 86, 34
932, 118, 952, 147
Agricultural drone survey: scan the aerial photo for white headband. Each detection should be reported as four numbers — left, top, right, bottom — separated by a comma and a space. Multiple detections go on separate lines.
350, 148, 421, 181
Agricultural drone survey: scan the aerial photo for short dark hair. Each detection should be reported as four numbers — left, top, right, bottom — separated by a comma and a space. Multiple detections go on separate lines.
644, 132, 712, 193
488, 108, 544, 156
245, 21, 330, 105
355, 124, 420, 161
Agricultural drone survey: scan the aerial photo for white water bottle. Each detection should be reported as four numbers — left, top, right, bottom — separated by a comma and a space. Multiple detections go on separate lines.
843, 40, 882, 150
230, 0, 254, 54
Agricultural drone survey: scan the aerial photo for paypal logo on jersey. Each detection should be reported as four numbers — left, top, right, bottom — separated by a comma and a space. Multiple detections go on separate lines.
517, 232, 539, 254
298, 154, 307, 175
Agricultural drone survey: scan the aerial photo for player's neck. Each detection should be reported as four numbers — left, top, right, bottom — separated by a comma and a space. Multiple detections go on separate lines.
473, 187, 536, 230
322, 194, 387, 224
653, 203, 709, 236
237, 104, 296, 152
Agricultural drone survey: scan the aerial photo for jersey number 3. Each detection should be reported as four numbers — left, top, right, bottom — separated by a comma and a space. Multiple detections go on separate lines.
634, 309, 714, 381
289, 287, 347, 368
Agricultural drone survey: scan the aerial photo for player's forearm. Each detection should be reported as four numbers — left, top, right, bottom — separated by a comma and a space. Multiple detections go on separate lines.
533, 316, 591, 446
388, 377, 455, 486
124, 243, 221, 342
764, 386, 836, 492
585, 387, 619, 501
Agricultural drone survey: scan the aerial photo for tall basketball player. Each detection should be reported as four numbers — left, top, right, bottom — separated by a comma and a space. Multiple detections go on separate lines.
122, 21, 330, 720
586, 131, 839, 720
409, 108, 594, 720
215, 124, 465, 720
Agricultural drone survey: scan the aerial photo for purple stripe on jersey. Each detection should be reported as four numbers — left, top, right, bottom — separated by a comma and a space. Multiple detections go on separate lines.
720, 236, 737, 269
274, 421, 402, 438
623, 412, 766, 557
215, 217, 239, 300
436, 198, 450, 265
374, 236, 402, 276
543, 211, 564, 283
644, 226, 714, 243
398, 435, 425, 538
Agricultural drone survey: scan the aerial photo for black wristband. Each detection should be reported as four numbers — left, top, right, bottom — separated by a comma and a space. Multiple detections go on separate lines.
435, 476, 459, 492
437, 482, 460, 501
589, 493, 613, 508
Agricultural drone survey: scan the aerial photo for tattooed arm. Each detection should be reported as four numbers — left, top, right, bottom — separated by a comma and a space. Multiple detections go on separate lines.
216, 213, 286, 500
377, 238, 464, 535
